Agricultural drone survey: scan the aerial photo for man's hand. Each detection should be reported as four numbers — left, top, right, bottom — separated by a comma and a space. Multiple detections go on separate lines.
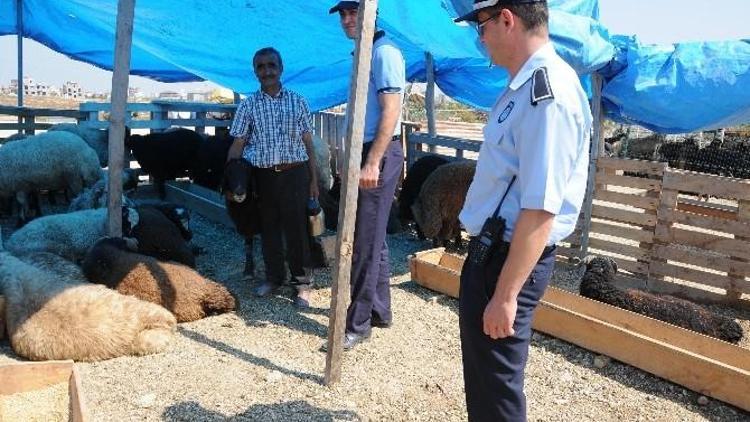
483, 295, 517, 339
309, 181, 319, 200
359, 162, 381, 189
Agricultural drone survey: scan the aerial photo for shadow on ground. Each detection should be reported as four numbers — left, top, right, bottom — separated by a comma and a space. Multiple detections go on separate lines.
163, 400, 361, 421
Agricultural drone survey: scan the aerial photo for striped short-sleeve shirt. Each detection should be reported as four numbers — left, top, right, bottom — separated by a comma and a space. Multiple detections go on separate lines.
229, 87, 313, 168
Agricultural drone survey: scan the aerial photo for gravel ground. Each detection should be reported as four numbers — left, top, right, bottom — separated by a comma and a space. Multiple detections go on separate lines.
1, 206, 749, 421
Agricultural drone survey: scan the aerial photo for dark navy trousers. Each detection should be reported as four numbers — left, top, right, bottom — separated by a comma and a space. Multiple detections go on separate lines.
459, 242, 556, 422
346, 138, 404, 335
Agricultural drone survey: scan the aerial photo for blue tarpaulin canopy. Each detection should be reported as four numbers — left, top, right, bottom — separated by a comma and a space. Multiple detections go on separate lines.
1, 0, 749, 133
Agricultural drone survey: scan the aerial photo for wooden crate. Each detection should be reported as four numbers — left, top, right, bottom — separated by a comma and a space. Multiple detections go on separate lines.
0, 360, 89, 421
409, 248, 750, 411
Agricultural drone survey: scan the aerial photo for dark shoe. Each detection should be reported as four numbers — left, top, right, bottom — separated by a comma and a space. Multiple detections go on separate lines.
320, 331, 371, 353
371, 318, 392, 329
253, 281, 279, 297
343, 331, 371, 351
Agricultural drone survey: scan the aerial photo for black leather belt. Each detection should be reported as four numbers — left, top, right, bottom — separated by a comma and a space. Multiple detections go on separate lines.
258, 161, 305, 173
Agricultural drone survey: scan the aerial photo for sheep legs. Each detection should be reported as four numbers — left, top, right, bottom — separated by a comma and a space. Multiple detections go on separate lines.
243, 236, 255, 278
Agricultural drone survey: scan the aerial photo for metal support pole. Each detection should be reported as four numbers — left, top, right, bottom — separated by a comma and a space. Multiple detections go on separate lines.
107, 0, 136, 237
579, 73, 604, 259
425, 52, 437, 153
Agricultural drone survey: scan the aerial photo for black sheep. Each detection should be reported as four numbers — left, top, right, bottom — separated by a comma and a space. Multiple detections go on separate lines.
222, 159, 261, 277
127, 206, 196, 268
580, 256, 744, 344
190, 134, 234, 191
125, 128, 203, 198
398, 155, 449, 239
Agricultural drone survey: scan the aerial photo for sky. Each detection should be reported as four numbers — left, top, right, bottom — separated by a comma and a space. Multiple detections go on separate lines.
0, 0, 748, 94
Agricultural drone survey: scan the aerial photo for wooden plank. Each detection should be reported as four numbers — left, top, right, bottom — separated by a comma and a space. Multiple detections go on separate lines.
409, 132, 482, 152
648, 261, 750, 292
555, 246, 579, 258
0, 361, 73, 395
164, 181, 234, 227
533, 301, 750, 411
438, 252, 464, 272
657, 228, 750, 261
595, 171, 662, 191
663, 209, 750, 238
592, 205, 656, 227
594, 190, 658, 210
652, 244, 750, 275
325, 0, 378, 386
590, 221, 654, 243
69, 366, 89, 422
589, 238, 649, 260
663, 170, 750, 201
729, 200, 750, 300
596, 157, 667, 175
106, 0, 136, 238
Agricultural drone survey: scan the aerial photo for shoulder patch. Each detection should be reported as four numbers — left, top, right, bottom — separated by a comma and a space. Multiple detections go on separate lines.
531, 67, 554, 106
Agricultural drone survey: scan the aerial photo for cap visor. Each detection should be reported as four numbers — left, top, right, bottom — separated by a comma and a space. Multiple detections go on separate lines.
329, 1, 360, 14
454, 10, 480, 23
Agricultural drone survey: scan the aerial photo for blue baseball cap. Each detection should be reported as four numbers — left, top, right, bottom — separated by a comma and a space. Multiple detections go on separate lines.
454, 0, 546, 23
329, 0, 360, 14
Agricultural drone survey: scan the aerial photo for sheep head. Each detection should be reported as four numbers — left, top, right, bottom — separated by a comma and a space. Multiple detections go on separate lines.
583, 255, 618, 279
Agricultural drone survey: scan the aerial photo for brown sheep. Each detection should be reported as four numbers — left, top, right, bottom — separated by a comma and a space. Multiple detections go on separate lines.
411, 160, 476, 248
82, 237, 235, 322
0, 251, 176, 362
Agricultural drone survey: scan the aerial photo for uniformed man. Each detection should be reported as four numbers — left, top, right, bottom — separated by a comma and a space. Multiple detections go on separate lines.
329, 0, 406, 350
455, 1, 592, 420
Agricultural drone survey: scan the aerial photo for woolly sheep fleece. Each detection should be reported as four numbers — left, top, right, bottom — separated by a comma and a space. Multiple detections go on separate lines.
0, 131, 102, 198
0, 252, 176, 361
83, 238, 235, 322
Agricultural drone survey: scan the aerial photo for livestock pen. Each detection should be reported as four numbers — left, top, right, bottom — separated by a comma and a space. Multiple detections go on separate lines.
2, 104, 750, 420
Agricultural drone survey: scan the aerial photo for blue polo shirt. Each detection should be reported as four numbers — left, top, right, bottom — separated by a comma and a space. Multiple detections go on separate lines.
359, 31, 406, 142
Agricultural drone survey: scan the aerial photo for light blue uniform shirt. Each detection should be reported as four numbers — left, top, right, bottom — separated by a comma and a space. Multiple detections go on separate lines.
362, 31, 405, 142
459, 43, 592, 245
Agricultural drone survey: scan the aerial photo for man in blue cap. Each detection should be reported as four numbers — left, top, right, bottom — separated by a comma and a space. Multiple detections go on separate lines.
455, 1, 592, 420
329, 0, 406, 350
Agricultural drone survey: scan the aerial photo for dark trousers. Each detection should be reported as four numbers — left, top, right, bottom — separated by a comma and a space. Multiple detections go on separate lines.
346, 139, 404, 334
255, 163, 311, 286
459, 242, 556, 422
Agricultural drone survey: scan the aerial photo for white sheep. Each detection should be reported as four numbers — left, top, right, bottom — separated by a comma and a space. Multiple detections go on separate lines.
48, 123, 109, 167
0, 250, 176, 362
0, 131, 103, 223
5, 208, 113, 262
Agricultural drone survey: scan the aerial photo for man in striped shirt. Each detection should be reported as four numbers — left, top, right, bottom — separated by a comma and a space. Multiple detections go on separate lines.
228, 47, 319, 308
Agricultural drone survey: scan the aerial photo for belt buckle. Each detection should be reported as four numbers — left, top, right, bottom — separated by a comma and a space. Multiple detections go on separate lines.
273, 165, 281, 173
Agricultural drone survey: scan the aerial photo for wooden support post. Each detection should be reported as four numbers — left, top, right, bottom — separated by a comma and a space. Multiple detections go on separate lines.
233, 91, 241, 104
425, 52, 437, 153
195, 111, 206, 134
106, 0, 136, 238
651, 185, 679, 286
324, 0, 378, 386
728, 199, 750, 301
578, 73, 604, 259
16, 0, 23, 134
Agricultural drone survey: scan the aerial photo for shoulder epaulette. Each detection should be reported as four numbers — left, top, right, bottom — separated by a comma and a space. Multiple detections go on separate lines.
531, 66, 554, 106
